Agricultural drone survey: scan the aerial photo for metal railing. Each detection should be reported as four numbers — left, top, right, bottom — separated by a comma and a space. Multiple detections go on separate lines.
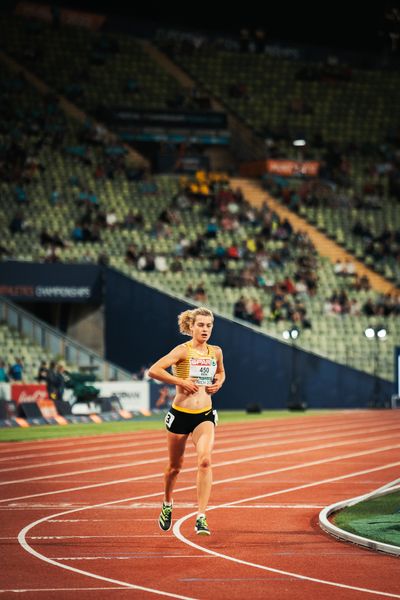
0, 296, 132, 381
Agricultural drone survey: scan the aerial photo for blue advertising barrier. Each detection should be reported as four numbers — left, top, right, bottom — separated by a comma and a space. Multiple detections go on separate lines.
104, 269, 393, 410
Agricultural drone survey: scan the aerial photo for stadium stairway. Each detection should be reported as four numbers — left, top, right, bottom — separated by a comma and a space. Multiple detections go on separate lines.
140, 40, 263, 168
230, 177, 399, 296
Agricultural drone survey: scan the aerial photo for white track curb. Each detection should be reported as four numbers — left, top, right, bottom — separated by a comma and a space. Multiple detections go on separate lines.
319, 478, 400, 556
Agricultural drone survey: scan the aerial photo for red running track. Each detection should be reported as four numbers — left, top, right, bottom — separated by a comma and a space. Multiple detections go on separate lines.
1, 410, 400, 599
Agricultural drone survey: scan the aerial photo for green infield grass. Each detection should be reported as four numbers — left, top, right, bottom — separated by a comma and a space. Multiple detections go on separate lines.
334, 490, 400, 548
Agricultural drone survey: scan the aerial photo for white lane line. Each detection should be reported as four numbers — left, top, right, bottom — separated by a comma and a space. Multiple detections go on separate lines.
173, 463, 400, 599
15, 538, 198, 600
18, 455, 400, 600
47, 518, 160, 522
0, 412, 389, 459
56, 554, 361, 560
2, 433, 400, 505
0, 505, 324, 515
0, 425, 328, 471
0, 587, 147, 593
0, 419, 290, 456
0, 413, 350, 453
2, 423, 399, 486
1, 535, 153, 539
1, 419, 386, 472
0, 430, 160, 454
53, 556, 213, 561
217, 504, 325, 508
0, 440, 166, 470
1, 417, 393, 470
0, 427, 172, 459
48, 503, 325, 511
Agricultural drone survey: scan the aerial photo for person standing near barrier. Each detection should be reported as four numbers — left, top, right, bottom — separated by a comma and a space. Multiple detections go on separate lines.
148, 307, 225, 536
47, 361, 67, 401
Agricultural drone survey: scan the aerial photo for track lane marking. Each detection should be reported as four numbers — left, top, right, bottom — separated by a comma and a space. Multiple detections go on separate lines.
2, 435, 400, 504
2, 424, 400, 487
1, 415, 393, 467
3, 419, 394, 472
17, 448, 400, 599
173, 463, 400, 598
0, 587, 158, 593
0, 411, 390, 458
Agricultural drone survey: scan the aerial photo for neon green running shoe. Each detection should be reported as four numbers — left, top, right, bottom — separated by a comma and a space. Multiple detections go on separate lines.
195, 515, 210, 536
158, 502, 173, 531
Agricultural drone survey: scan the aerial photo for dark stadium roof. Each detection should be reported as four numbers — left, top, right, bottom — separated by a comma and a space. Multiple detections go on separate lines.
62, 1, 398, 53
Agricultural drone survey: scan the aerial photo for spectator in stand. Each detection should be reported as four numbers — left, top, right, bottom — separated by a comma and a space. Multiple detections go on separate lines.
209, 257, 226, 274
250, 299, 264, 325
294, 276, 308, 298
36, 360, 48, 383
227, 243, 240, 260
14, 184, 28, 204
71, 222, 84, 242
234, 296, 248, 320
205, 218, 219, 238
0, 360, 9, 382
8, 357, 24, 381
123, 210, 143, 230
349, 298, 361, 316
139, 251, 155, 272
282, 276, 296, 295
125, 243, 138, 265
333, 259, 345, 276
49, 189, 60, 205
194, 282, 207, 303
43, 246, 61, 263
40, 229, 55, 246
358, 275, 371, 291
155, 253, 168, 273
9, 212, 27, 235
343, 260, 356, 277
185, 284, 194, 299
105, 210, 118, 228
170, 258, 183, 273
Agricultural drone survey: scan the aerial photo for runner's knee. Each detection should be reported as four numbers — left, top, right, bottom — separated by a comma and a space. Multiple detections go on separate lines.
167, 458, 183, 476
198, 454, 211, 470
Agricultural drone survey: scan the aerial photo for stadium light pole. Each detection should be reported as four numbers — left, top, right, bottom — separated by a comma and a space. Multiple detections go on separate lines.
364, 326, 388, 407
282, 327, 306, 411
293, 138, 306, 163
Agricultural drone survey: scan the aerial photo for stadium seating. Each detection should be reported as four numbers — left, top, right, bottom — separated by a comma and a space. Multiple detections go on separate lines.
0, 321, 72, 382
0, 15, 398, 384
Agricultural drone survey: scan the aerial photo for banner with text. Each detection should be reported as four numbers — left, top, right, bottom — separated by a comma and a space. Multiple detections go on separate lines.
267, 159, 320, 177
15, 2, 105, 29
11, 383, 48, 405
99, 108, 227, 131
0, 262, 102, 303
95, 381, 150, 412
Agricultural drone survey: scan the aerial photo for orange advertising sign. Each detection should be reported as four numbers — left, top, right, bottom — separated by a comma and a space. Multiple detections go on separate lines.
267, 159, 320, 176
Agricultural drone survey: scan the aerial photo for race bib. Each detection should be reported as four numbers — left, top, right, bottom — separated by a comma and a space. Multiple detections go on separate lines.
189, 358, 217, 386
165, 411, 175, 429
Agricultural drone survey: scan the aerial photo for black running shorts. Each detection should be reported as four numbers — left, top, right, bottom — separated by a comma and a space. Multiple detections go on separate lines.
165, 406, 218, 434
